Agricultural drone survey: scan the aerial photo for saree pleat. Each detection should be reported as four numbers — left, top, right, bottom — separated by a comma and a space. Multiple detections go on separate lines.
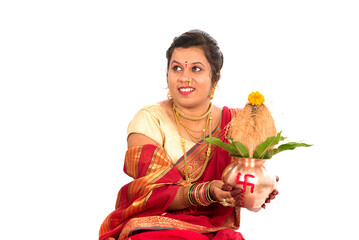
99, 107, 243, 240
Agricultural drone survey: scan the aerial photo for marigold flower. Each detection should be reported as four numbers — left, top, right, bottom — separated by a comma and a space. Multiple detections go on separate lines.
248, 91, 265, 106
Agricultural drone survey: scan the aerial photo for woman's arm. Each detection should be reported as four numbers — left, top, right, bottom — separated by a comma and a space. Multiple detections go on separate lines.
167, 180, 244, 211
128, 133, 192, 211
127, 133, 158, 148
166, 185, 193, 211
127, 133, 244, 211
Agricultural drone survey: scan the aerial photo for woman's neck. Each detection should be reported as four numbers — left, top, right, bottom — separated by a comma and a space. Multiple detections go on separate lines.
172, 100, 212, 120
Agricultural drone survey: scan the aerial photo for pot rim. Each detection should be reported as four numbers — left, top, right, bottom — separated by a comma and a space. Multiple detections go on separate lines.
230, 157, 269, 164
231, 157, 270, 160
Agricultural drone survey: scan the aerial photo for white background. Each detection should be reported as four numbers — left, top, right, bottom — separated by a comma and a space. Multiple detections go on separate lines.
1, 1, 358, 239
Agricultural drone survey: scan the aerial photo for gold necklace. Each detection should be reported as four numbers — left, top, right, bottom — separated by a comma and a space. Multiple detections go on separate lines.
177, 113, 211, 143
173, 104, 213, 184
173, 102, 212, 121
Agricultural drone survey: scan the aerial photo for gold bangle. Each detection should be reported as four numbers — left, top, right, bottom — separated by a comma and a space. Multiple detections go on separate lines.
194, 183, 202, 206
206, 181, 217, 203
199, 182, 210, 206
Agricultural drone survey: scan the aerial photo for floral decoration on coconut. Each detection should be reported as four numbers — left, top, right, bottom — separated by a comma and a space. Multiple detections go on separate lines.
206, 91, 312, 159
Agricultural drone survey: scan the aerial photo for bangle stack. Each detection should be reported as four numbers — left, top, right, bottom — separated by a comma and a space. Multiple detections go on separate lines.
188, 181, 216, 206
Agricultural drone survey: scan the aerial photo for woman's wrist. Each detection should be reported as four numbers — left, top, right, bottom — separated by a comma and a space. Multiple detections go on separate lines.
179, 185, 194, 207
206, 181, 217, 203
184, 181, 217, 207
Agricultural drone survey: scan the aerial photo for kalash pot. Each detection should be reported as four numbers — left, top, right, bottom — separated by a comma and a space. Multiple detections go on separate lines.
222, 157, 277, 211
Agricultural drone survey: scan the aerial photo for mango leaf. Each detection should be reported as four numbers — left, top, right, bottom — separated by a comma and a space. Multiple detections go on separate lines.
263, 148, 280, 159
225, 136, 233, 144
205, 137, 239, 156
263, 142, 313, 159
253, 132, 284, 159
225, 137, 249, 158
233, 141, 250, 158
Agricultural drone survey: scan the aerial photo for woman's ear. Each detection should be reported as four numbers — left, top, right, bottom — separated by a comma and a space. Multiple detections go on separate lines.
215, 71, 221, 84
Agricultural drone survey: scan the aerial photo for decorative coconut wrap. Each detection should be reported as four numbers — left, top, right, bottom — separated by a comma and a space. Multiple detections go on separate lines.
227, 91, 276, 157
206, 91, 311, 210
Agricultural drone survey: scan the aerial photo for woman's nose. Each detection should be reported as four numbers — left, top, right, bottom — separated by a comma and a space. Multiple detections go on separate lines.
179, 76, 190, 83
179, 70, 191, 82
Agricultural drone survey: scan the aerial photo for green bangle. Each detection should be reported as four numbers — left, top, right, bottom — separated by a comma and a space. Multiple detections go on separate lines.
188, 183, 198, 205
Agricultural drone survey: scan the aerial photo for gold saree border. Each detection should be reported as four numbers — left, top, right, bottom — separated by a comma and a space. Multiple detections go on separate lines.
100, 145, 186, 239
119, 214, 237, 240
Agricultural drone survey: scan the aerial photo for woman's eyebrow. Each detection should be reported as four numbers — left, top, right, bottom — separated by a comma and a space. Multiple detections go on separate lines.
192, 62, 206, 68
170, 60, 206, 68
170, 60, 182, 65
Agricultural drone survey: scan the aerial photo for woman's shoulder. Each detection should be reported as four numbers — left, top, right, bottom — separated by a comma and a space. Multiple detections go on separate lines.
127, 103, 167, 142
132, 103, 168, 120
129, 102, 172, 128
138, 103, 164, 113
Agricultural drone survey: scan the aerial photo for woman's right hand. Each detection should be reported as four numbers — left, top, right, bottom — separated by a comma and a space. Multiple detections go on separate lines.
210, 180, 244, 207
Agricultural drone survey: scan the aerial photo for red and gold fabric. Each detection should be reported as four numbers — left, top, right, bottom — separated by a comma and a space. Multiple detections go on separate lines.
99, 106, 243, 240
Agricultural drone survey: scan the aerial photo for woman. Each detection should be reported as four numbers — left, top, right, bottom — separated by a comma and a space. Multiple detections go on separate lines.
99, 30, 277, 240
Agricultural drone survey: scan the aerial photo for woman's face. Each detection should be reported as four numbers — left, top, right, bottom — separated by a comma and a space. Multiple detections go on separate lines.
167, 47, 214, 109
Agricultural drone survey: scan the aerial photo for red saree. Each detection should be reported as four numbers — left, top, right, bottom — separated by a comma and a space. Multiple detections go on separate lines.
99, 107, 244, 240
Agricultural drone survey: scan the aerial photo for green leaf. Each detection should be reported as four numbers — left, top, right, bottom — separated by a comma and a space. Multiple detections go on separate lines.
233, 141, 250, 158
205, 137, 239, 156
263, 148, 280, 159
206, 132, 312, 159
253, 132, 283, 159
278, 142, 312, 151
263, 142, 313, 159
225, 136, 233, 144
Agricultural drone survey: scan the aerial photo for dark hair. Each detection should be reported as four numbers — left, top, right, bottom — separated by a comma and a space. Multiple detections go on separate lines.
166, 29, 224, 85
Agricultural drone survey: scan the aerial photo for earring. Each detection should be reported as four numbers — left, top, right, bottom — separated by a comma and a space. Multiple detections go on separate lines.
167, 90, 173, 99
210, 86, 216, 100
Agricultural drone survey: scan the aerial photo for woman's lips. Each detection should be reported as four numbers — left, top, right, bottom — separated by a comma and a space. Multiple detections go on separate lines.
178, 87, 195, 95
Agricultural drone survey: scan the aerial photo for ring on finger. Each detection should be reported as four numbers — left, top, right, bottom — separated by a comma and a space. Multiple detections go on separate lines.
220, 198, 234, 207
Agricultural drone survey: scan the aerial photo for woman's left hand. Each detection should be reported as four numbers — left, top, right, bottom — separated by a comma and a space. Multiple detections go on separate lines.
221, 184, 245, 207
261, 176, 280, 209
209, 180, 244, 207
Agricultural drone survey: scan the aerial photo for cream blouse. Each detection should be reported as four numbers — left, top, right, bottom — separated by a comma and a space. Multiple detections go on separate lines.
127, 104, 196, 164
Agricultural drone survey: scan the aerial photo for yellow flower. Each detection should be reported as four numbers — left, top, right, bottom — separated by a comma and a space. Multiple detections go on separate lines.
248, 91, 265, 106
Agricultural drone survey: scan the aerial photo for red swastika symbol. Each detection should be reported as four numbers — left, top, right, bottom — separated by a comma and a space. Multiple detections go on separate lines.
236, 172, 255, 193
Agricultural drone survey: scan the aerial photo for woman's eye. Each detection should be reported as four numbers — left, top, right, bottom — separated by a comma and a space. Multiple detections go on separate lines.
192, 66, 202, 72
172, 66, 182, 71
